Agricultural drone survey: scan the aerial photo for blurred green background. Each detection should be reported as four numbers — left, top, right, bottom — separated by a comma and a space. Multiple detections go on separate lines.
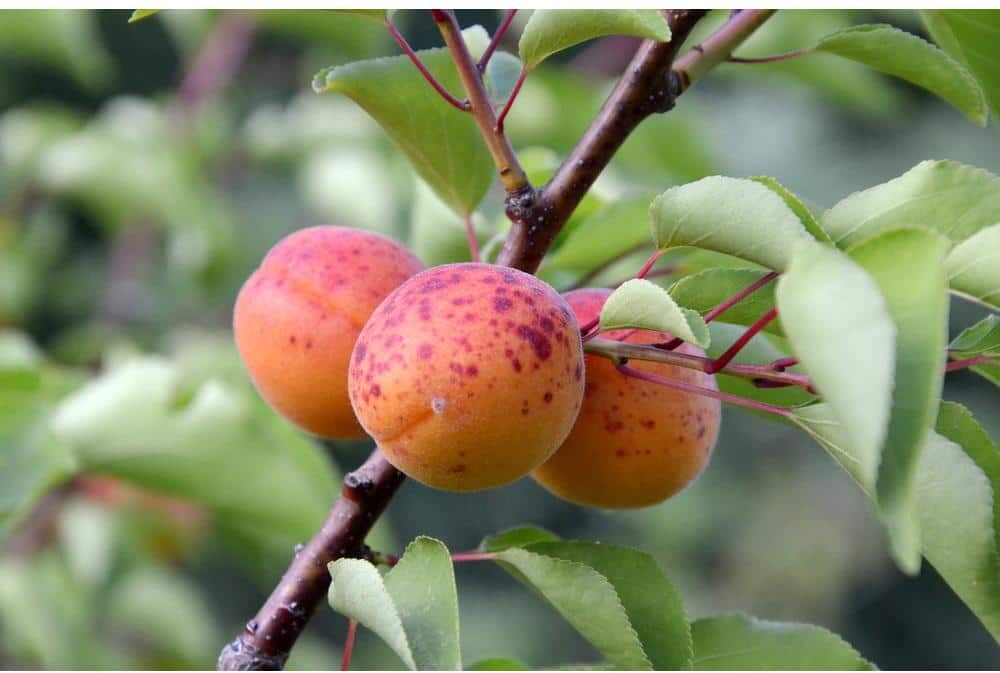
1, 9, 999, 670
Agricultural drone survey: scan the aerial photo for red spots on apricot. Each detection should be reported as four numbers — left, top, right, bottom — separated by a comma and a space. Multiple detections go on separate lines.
517, 325, 552, 360
494, 296, 514, 312
289, 335, 297, 345
512, 359, 523, 372
543, 392, 553, 403
466, 365, 479, 377
641, 419, 656, 430
418, 344, 434, 359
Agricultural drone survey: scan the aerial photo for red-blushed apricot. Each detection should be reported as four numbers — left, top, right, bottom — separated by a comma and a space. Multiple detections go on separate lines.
348, 263, 585, 492
233, 226, 424, 438
531, 288, 721, 509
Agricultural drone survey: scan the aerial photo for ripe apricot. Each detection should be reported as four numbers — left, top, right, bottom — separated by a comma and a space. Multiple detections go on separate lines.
531, 288, 721, 508
348, 263, 585, 492
233, 226, 424, 438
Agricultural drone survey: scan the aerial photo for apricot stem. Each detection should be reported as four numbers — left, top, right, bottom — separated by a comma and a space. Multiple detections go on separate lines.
464, 213, 481, 262
387, 16, 471, 112
495, 66, 527, 133
477, 9, 518, 72
618, 364, 793, 418
946, 354, 995, 372
706, 308, 779, 374
728, 48, 813, 64
636, 249, 666, 280
340, 620, 358, 671
451, 551, 498, 563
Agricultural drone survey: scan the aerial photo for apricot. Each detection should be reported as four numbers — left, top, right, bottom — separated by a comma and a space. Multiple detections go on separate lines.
348, 263, 585, 492
233, 226, 424, 438
531, 288, 721, 508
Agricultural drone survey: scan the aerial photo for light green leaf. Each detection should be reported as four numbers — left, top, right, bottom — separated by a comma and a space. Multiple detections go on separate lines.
128, 10, 159, 23
519, 10, 670, 70
776, 243, 895, 492
691, 614, 872, 670
950, 316, 1000, 387
847, 228, 950, 573
495, 546, 651, 670
749, 176, 832, 244
794, 402, 1000, 642
669, 269, 780, 336
946, 222, 1000, 310
650, 176, 817, 271
383, 537, 461, 671
50, 356, 338, 565
328, 558, 415, 669
328, 536, 460, 670
484, 50, 524, 106
468, 657, 529, 670
821, 160, 1000, 249
526, 542, 692, 670
814, 24, 988, 125
481, 525, 560, 552
601, 279, 710, 349
313, 26, 494, 214
922, 10, 1000, 118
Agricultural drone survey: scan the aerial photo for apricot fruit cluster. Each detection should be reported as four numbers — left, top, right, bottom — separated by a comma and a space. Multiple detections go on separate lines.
348, 263, 585, 491
531, 288, 720, 508
235, 229, 720, 507
233, 226, 424, 439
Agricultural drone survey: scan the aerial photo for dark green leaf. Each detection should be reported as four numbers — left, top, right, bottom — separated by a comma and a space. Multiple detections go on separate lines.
922, 10, 1000, 118
128, 10, 160, 23
669, 269, 780, 336
468, 658, 529, 670
691, 614, 872, 670
951, 316, 1000, 357
519, 10, 670, 70
814, 24, 988, 125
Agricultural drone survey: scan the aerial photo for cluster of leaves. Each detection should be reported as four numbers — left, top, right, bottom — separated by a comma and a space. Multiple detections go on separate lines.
327, 528, 872, 670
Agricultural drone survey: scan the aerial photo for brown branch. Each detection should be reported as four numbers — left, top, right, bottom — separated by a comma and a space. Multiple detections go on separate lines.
218, 9, 778, 670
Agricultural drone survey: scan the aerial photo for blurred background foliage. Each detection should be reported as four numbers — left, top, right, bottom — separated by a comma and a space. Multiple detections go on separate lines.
1, 9, 998, 670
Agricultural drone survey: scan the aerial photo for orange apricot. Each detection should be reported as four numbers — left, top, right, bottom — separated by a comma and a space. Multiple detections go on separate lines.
233, 226, 424, 439
531, 288, 721, 508
348, 263, 585, 491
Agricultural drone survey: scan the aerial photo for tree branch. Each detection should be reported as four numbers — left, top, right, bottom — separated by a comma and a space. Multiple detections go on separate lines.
218, 9, 778, 670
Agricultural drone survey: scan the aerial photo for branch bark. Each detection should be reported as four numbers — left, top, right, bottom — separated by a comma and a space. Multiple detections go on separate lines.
218, 9, 776, 670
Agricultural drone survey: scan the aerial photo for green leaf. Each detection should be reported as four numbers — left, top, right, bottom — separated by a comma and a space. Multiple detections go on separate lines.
519, 10, 670, 70
946, 222, 1000, 310
313, 26, 494, 215
794, 402, 1000, 642
669, 269, 780, 336
847, 228, 951, 573
543, 198, 654, 278
481, 525, 560, 552
821, 160, 1000, 249
601, 279, 710, 349
0, 11, 112, 90
814, 24, 988, 125
928, 402, 1000, 641
525, 542, 692, 670
494, 546, 651, 670
776, 243, 896, 492
128, 10, 159, 23
922, 10, 1000, 119
468, 657, 529, 670
650, 176, 818, 271
328, 537, 460, 670
748, 176, 831, 244
950, 316, 1000, 387
50, 356, 338, 565
691, 614, 872, 670
484, 50, 524, 106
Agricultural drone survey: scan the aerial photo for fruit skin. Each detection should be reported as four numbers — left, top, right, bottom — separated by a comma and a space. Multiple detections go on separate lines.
234, 226, 424, 439
531, 288, 720, 509
349, 263, 585, 492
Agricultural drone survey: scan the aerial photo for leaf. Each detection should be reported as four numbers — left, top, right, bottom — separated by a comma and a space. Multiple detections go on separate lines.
484, 50, 524, 106
690, 614, 872, 670
542, 197, 655, 277
525, 541, 692, 670
821, 160, 1000, 249
748, 176, 831, 244
922, 10, 1000, 118
0, 11, 112, 90
950, 317, 1000, 388
313, 26, 494, 215
494, 546, 651, 670
128, 10, 159, 23
814, 24, 988, 125
946, 222, 1000, 310
468, 657, 529, 670
328, 537, 460, 670
776, 243, 896, 492
480, 525, 560, 552
50, 356, 338, 566
519, 10, 670, 70
601, 279, 710, 349
669, 269, 781, 336
794, 402, 1000, 642
650, 176, 818, 272
847, 228, 951, 573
